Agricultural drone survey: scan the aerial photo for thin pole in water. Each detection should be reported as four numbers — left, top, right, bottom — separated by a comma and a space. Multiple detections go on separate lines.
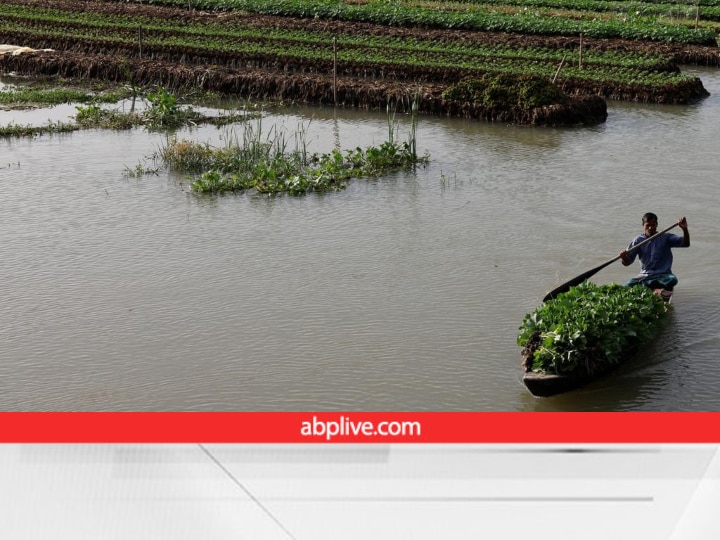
552, 54, 566, 83
333, 36, 338, 106
579, 33, 583, 69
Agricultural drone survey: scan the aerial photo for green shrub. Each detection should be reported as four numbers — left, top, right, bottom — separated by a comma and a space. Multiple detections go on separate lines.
518, 282, 671, 375
144, 87, 202, 128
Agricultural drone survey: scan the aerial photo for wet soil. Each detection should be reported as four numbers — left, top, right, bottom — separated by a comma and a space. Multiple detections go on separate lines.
2, 0, 719, 124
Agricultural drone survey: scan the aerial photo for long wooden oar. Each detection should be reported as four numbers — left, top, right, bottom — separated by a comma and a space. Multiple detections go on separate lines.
543, 221, 680, 302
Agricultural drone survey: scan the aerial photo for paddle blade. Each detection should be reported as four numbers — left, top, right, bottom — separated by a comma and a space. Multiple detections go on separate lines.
542, 258, 617, 302
542, 275, 590, 302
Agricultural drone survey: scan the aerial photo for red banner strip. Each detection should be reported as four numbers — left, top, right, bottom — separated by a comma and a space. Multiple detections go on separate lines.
0, 413, 718, 443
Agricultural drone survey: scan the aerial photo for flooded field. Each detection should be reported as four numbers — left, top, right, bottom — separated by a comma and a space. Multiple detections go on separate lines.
1, 68, 719, 411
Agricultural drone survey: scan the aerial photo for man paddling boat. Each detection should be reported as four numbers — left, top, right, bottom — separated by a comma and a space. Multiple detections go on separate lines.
620, 213, 690, 294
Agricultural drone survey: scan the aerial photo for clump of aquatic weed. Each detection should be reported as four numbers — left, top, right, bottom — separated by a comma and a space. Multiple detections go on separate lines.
156, 139, 217, 172
124, 162, 160, 178
0, 85, 127, 108
74, 87, 198, 130
74, 87, 249, 131
143, 87, 199, 129
154, 113, 428, 196
1, 85, 250, 137
0, 121, 78, 138
75, 104, 143, 130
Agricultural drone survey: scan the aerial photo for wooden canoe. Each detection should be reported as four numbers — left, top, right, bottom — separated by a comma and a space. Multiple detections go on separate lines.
522, 288, 672, 397
523, 360, 623, 397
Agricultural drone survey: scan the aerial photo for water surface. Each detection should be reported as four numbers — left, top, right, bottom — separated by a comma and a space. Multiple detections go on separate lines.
1, 69, 718, 411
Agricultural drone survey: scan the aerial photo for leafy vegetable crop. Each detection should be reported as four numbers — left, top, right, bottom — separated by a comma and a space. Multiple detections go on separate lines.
518, 282, 671, 376
0, 1, 711, 108
123, 0, 718, 45
0, 1, 710, 105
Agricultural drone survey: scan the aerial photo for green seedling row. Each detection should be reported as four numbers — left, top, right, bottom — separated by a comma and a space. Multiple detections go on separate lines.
431, 0, 720, 14
1, 16, 678, 73
0, 3, 679, 71
415, 0, 720, 25
119, 0, 717, 44
0, 2, 696, 92
2, 19, 694, 87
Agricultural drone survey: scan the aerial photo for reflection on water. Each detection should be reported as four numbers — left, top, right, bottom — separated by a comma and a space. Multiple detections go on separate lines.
1, 69, 719, 411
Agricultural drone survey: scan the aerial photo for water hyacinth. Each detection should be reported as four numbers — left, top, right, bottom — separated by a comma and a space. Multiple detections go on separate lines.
165, 138, 427, 195
157, 104, 427, 195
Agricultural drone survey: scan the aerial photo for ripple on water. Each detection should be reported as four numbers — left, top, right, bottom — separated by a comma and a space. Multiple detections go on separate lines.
2, 72, 720, 410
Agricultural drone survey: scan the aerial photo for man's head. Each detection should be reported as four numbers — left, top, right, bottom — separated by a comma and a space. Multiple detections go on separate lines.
642, 212, 659, 237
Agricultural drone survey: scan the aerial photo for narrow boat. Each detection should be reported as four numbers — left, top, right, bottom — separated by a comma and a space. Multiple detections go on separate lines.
521, 287, 672, 398
523, 364, 618, 398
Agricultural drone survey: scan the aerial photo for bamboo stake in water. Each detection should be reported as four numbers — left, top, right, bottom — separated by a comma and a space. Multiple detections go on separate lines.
333, 36, 338, 106
552, 54, 566, 83
579, 33, 583, 69
410, 88, 419, 160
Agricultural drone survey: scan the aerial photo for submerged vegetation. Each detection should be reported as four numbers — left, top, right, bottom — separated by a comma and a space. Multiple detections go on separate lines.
0, 86, 126, 107
179, 139, 424, 195
518, 282, 671, 376
0, 83, 250, 136
2, 78, 428, 197
0, 120, 78, 137
150, 104, 428, 195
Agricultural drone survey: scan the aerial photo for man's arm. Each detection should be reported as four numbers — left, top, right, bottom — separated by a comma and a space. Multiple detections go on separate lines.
679, 216, 690, 247
620, 244, 635, 266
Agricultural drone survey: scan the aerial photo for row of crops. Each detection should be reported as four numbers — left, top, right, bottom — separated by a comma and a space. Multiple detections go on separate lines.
0, 1, 713, 104
0, 3, 682, 70
119, 0, 719, 44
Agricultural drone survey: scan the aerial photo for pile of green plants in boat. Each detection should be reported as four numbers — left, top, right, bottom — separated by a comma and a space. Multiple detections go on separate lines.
518, 282, 671, 377
141, 114, 428, 195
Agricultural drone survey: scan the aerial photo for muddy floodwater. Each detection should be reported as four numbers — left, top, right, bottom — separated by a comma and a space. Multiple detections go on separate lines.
1, 67, 719, 412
